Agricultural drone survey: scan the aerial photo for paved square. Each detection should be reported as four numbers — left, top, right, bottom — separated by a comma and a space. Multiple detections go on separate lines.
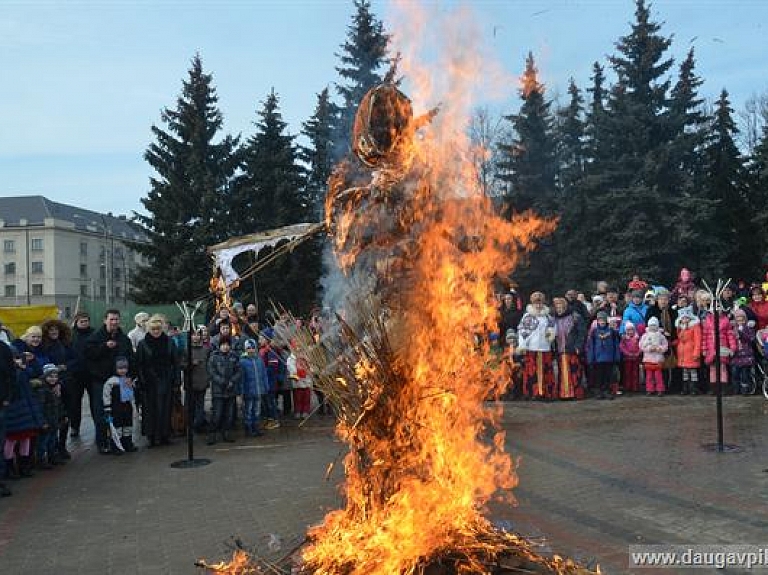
1, 396, 767, 574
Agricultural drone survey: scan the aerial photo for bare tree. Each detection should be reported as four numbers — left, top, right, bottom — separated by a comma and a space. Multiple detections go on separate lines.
468, 106, 508, 197
738, 90, 768, 154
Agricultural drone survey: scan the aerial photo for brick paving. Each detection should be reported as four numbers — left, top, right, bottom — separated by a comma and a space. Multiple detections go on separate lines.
1, 395, 767, 574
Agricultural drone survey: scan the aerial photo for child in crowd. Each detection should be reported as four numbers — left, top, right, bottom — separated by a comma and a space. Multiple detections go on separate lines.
621, 290, 648, 336
619, 321, 641, 393
34, 364, 67, 468
288, 344, 312, 418
587, 312, 620, 400
206, 337, 242, 445
103, 357, 137, 453
640, 317, 668, 396
259, 336, 281, 428
702, 309, 737, 393
675, 308, 701, 395
240, 339, 267, 437
731, 309, 756, 395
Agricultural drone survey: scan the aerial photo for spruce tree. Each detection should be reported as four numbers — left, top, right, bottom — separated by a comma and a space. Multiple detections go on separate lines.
497, 52, 557, 216
300, 87, 339, 219
700, 90, 755, 280
667, 48, 716, 274
235, 89, 307, 234
573, 0, 678, 286
334, 0, 390, 156
497, 52, 558, 292
750, 123, 768, 267
132, 54, 239, 303
235, 90, 319, 314
554, 78, 585, 192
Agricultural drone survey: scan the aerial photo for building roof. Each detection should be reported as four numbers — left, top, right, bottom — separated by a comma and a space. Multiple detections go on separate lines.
0, 195, 146, 241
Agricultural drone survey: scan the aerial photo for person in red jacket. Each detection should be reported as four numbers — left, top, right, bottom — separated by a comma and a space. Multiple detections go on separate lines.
747, 286, 768, 330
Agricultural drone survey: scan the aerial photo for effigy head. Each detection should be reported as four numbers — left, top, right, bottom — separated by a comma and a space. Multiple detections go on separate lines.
353, 83, 414, 168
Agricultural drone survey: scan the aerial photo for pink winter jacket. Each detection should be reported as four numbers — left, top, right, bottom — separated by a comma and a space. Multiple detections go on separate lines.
619, 334, 641, 360
702, 313, 738, 366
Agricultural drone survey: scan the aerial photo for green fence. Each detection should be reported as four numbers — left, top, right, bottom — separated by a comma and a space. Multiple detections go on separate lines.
76, 299, 211, 330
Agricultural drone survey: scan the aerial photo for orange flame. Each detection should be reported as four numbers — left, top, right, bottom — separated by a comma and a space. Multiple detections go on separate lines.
305, 4, 555, 575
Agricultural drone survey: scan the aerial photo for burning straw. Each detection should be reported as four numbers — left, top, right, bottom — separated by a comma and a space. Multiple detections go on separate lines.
203, 3, 597, 574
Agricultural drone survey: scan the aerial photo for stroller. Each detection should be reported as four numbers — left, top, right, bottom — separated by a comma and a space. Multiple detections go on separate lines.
747, 329, 768, 398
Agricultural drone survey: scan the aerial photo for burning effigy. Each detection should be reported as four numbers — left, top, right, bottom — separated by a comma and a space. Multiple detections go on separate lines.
201, 4, 596, 574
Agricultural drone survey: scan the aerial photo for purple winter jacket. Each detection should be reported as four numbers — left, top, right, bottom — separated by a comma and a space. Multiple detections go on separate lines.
731, 324, 756, 367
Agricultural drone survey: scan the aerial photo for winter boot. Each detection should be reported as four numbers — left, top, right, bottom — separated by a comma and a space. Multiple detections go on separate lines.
123, 437, 138, 453
4, 458, 19, 480
222, 430, 235, 443
19, 456, 35, 478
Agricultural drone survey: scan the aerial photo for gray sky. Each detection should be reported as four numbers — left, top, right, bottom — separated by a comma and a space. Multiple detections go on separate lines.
1, 0, 766, 216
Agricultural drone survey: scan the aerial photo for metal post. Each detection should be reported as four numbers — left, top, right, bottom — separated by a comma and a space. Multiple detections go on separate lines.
713, 304, 724, 452
186, 327, 194, 461
171, 302, 210, 469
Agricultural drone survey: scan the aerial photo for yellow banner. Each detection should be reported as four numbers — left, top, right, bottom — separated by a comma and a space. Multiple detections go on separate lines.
0, 305, 59, 340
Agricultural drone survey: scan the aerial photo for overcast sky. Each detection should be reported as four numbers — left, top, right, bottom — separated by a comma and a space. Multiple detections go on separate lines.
1, 0, 766, 217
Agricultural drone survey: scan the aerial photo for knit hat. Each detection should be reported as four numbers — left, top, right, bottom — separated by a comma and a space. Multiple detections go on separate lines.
733, 309, 748, 321
243, 338, 257, 350
645, 290, 656, 300
596, 311, 608, 321
42, 363, 59, 377
134, 312, 150, 325
530, 291, 546, 305
115, 356, 129, 369
655, 287, 670, 296
631, 290, 643, 298
647, 317, 660, 328
624, 321, 636, 332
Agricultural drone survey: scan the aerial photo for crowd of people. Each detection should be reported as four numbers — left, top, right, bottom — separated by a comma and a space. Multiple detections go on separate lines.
495, 268, 768, 402
3, 266, 768, 499
0, 302, 328, 499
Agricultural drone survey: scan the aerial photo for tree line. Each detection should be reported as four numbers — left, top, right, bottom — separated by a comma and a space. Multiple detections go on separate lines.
131, 0, 768, 312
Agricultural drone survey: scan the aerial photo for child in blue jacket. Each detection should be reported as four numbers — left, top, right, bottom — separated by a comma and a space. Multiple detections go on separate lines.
240, 339, 268, 437
587, 312, 621, 400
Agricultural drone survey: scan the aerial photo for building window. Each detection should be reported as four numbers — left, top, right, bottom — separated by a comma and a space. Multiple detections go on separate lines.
99, 246, 106, 262
4, 285, 15, 297
80, 264, 88, 278
80, 284, 89, 297
114, 267, 122, 281
99, 266, 106, 280
80, 242, 88, 257
114, 247, 124, 260
31, 284, 43, 296
3, 262, 15, 276
31, 261, 43, 274
115, 286, 122, 298
30, 238, 43, 251
3, 240, 14, 253
64, 306, 71, 319
99, 285, 106, 299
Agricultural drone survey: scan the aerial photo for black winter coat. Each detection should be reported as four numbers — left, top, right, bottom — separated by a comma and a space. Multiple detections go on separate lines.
85, 326, 134, 383
70, 326, 94, 378
0, 340, 15, 405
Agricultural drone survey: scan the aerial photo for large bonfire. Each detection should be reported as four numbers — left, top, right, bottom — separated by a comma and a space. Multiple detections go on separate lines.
205, 4, 594, 574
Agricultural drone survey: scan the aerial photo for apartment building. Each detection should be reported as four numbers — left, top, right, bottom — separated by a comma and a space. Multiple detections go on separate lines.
0, 196, 149, 319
